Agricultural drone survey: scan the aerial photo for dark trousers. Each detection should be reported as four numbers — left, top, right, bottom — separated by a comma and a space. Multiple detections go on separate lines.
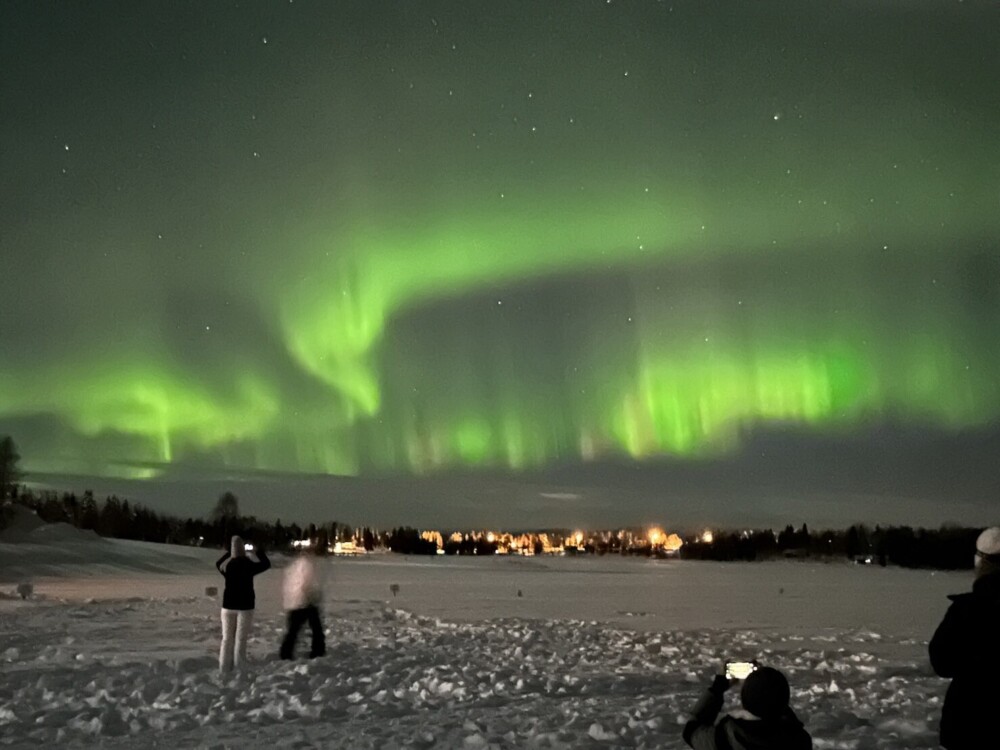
280, 605, 325, 659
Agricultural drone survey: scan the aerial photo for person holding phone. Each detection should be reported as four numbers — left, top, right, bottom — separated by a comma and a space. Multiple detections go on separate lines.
215, 534, 271, 673
682, 662, 812, 749
929, 526, 1000, 749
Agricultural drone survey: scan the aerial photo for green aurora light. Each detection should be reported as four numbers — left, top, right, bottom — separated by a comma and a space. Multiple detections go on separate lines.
1, 1, 998, 484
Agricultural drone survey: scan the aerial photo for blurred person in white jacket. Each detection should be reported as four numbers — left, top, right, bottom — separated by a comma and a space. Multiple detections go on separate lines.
279, 549, 326, 659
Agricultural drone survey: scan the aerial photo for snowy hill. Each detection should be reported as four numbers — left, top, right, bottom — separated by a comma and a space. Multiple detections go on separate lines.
0, 504, 216, 582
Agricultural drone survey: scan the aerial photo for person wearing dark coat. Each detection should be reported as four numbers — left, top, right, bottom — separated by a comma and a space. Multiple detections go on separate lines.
683, 666, 812, 750
929, 526, 1000, 749
216, 534, 271, 672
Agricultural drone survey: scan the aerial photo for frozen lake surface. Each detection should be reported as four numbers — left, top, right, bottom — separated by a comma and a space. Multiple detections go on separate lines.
0, 537, 964, 748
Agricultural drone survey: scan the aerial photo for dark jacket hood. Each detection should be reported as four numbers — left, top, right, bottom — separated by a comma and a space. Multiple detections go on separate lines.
721, 713, 812, 750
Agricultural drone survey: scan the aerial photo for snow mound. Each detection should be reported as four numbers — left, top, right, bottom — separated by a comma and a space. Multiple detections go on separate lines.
0, 502, 46, 537
0, 534, 215, 583
0, 504, 102, 545
24, 522, 103, 544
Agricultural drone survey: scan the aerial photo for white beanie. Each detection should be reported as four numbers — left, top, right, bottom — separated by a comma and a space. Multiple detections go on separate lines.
974, 527, 1000, 578
231, 535, 246, 558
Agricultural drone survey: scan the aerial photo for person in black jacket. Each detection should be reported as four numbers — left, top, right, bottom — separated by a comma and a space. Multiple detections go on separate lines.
929, 526, 1000, 749
683, 665, 812, 750
216, 534, 271, 672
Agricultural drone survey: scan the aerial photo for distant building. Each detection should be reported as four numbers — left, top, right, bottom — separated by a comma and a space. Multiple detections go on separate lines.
332, 540, 364, 556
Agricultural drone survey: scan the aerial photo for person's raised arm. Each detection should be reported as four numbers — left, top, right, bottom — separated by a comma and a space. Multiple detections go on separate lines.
253, 548, 271, 574
682, 674, 729, 749
215, 550, 231, 574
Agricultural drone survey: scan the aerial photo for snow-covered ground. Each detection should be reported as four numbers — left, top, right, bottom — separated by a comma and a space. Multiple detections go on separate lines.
0, 530, 963, 749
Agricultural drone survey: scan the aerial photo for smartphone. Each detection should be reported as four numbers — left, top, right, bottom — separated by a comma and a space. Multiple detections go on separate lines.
244, 543, 255, 552
725, 661, 757, 681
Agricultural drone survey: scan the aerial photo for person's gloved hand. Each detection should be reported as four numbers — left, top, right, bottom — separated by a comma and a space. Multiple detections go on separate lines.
710, 674, 732, 694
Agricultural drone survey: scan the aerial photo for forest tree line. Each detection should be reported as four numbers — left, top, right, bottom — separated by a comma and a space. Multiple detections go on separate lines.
0, 484, 986, 570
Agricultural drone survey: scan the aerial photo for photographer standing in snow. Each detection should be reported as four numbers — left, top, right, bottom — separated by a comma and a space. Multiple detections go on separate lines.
279, 546, 326, 660
929, 526, 1000, 749
682, 662, 812, 750
215, 535, 271, 673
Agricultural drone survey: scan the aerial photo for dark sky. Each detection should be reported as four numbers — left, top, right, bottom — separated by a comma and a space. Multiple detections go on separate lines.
2, 1, 998, 527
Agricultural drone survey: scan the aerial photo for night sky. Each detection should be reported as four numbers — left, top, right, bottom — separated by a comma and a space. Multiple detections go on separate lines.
2, 1, 998, 527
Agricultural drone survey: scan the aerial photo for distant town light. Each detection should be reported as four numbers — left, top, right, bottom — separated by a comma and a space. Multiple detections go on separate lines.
333, 540, 362, 555
701, 530, 714, 544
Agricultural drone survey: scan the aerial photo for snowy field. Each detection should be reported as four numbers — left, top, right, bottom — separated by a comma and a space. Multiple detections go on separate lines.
0, 529, 962, 749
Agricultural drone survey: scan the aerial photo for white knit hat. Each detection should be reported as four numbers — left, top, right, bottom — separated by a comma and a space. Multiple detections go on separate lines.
231, 535, 246, 558
974, 527, 1000, 577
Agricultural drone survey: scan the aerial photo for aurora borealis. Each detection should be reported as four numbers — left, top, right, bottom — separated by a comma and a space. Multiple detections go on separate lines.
2, 1, 998, 524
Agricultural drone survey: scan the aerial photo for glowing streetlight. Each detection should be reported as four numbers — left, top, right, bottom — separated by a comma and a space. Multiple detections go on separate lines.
664, 533, 684, 552
701, 530, 714, 544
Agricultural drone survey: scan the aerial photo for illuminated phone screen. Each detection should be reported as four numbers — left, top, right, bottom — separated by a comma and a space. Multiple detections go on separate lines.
725, 662, 756, 680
